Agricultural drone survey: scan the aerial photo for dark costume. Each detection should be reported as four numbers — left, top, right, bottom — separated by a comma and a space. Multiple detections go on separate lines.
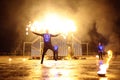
97, 43, 104, 60
32, 32, 59, 64
54, 45, 59, 60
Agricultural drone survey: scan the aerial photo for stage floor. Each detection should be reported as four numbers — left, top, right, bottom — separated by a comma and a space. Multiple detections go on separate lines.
0, 55, 120, 80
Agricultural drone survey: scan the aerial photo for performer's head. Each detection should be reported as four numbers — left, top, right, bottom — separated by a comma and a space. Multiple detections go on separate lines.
45, 29, 49, 33
98, 42, 102, 45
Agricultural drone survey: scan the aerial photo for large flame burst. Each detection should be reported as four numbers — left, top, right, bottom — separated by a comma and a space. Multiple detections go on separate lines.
30, 13, 76, 37
97, 50, 113, 76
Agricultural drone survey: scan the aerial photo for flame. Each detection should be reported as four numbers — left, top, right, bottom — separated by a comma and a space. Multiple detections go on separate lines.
22, 58, 26, 62
9, 58, 12, 62
30, 13, 76, 36
97, 50, 113, 75
96, 55, 99, 59
106, 50, 113, 66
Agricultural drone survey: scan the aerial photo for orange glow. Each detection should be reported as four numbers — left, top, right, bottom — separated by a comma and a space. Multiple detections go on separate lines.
22, 58, 26, 62
30, 13, 76, 35
26, 32, 28, 35
26, 27, 29, 31
97, 50, 113, 75
9, 58, 12, 62
99, 77, 108, 80
105, 50, 113, 67
96, 55, 99, 59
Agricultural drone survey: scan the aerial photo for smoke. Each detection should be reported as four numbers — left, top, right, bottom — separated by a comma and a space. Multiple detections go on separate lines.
1, 0, 119, 53
62, 0, 120, 52
44, 0, 120, 52
18, 0, 120, 52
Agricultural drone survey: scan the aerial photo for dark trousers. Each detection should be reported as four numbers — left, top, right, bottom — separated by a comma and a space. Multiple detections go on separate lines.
41, 45, 58, 64
98, 52, 103, 60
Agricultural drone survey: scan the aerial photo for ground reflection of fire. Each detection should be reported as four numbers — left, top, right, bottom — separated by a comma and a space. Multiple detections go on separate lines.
99, 77, 108, 80
97, 50, 113, 77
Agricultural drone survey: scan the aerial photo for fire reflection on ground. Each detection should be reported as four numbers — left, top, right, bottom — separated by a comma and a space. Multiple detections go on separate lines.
0, 56, 120, 80
99, 77, 108, 80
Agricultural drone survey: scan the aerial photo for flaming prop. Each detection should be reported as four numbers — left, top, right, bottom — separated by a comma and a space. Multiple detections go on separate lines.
97, 50, 113, 77
29, 13, 76, 38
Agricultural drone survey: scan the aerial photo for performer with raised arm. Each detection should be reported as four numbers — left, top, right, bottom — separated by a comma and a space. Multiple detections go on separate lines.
32, 29, 60, 64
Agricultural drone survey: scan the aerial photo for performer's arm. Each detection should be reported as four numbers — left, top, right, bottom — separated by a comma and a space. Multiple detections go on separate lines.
51, 33, 60, 37
32, 31, 43, 36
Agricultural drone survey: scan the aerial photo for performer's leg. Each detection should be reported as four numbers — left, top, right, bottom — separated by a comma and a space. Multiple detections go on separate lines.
50, 46, 57, 60
99, 52, 103, 60
55, 51, 58, 60
54, 51, 57, 61
98, 52, 100, 60
101, 52, 103, 60
41, 47, 48, 64
53, 51, 56, 60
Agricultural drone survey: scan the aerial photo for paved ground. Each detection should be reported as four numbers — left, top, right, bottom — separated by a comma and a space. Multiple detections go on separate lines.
0, 55, 120, 80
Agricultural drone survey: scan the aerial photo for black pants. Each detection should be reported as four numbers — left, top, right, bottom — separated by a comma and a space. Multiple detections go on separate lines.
41, 45, 58, 64
98, 52, 103, 60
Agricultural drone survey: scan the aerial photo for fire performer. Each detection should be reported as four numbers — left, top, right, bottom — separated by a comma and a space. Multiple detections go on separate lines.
32, 29, 60, 64
97, 42, 104, 60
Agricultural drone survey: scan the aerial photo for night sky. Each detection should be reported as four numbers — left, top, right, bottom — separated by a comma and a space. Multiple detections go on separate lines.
0, 0, 120, 53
